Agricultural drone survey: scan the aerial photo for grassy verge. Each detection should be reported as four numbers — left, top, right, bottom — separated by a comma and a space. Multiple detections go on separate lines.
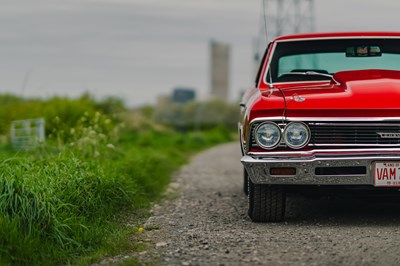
0, 113, 234, 265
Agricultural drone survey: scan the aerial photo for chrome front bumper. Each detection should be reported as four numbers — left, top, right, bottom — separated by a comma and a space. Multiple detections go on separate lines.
241, 154, 400, 185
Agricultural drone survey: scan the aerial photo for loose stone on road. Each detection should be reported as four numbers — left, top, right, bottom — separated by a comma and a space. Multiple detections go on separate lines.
142, 142, 400, 265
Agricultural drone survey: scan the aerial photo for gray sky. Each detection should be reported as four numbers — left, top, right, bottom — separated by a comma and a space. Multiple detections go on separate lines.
0, 0, 399, 107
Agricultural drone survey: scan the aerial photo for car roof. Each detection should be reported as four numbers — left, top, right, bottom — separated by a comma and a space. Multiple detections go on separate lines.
273, 32, 400, 42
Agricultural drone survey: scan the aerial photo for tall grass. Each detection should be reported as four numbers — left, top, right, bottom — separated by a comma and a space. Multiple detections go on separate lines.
0, 155, 135, 264
0, 137, 139, 263
0, 99, 235, 265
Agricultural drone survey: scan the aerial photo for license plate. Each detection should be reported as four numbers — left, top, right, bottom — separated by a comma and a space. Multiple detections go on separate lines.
374, 162, 400, 187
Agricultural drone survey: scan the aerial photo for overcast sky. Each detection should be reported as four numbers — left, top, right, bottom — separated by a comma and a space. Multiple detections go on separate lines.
0, 0, 400, 107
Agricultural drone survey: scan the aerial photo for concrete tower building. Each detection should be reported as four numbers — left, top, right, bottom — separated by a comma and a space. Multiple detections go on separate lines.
210, 40, 230, 101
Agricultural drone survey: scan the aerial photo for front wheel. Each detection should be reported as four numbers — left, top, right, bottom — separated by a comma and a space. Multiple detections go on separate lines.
248, 178, 286, 222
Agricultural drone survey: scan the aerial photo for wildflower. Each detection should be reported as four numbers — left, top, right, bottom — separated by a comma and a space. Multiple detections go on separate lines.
89, 130, 97, 137
138, 227, 144, 233
106, 143, 115, 150
98, 133, 107, 140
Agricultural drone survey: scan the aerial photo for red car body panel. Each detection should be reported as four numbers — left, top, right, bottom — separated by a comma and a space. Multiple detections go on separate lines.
282, 70, 400, 118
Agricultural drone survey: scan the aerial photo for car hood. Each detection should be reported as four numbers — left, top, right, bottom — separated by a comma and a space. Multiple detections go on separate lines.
279, 69, 400, 118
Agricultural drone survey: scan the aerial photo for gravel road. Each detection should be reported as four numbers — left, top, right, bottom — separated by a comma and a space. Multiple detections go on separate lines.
139, 142, 400, 265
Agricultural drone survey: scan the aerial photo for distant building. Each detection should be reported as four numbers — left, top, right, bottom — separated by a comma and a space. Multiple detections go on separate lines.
210, 40, 230, 101
172, 88, 196, 104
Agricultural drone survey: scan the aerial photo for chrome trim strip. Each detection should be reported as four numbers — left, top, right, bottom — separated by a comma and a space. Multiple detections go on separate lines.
310, 144, 400, 147
266, 80, 331, 86
274, 36, 400, 43
251, 117, 400, 123
249, 117, 286, 124
309, 122, 400, 126
243, 154, 400, 163
288, 117, 400, 122
261, 42, 277, 87
248, 148, 400, 157
238, 125, 246, 155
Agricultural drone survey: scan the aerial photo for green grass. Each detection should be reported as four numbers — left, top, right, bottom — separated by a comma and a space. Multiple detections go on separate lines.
0, 154, 131, 264
0, 94, 236, 264
0, 126, 234, 265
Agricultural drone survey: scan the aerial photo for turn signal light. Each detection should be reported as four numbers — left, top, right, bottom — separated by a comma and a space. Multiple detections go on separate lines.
270, 167, 296, 176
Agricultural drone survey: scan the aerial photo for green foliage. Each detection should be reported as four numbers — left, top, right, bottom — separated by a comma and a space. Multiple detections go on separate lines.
0, 94, 236, 265
95, 96, 126, 115
0, 93, 123, 136
0, 94, 22, 105
48, 111, 121, 157
154, 99, 240, 131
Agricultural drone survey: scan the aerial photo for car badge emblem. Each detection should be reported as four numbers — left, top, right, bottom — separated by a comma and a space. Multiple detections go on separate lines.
377, 132, 400, 139
293, 95, 305, 102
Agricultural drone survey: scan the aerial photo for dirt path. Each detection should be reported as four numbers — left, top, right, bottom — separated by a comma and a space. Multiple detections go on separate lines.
139, 142, 400, 265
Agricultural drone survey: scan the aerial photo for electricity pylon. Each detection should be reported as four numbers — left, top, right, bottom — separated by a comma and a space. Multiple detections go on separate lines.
254, 0, 315, 69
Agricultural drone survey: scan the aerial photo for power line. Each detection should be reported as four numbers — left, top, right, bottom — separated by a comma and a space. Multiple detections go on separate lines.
254, 0, 315, 67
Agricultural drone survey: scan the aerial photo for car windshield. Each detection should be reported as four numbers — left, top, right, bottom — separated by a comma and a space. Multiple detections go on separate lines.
268, 38, 400, 83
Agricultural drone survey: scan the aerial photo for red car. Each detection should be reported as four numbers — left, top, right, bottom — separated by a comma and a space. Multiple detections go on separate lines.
239, 32, 400, 222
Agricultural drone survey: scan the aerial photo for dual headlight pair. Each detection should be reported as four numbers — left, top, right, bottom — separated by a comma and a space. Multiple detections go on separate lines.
255, 122, 310, 150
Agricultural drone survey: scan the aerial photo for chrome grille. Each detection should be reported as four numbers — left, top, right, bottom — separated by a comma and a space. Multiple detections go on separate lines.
250, 123, 259, 147
309, 122, 400, 146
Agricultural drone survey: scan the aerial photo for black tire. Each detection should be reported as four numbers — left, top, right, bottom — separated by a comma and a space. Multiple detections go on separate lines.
248, 178, 286, 222
243, 168, 249, 195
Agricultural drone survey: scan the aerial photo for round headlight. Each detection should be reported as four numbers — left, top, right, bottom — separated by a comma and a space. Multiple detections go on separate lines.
255, 122, 281, 149
283, 122, 310, 149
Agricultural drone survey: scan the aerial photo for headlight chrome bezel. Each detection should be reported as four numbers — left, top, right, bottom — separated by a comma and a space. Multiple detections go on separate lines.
254, 122, 282, 150
283, 122, 311, 149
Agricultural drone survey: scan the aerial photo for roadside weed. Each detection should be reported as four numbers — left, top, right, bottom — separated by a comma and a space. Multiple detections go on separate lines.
0, 96, 235, 265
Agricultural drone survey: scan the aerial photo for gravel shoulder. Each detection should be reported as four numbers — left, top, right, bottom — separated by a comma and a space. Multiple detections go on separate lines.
138, 142, 400, 265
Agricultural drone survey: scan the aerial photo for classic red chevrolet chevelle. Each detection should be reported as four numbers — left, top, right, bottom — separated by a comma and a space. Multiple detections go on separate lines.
239, 32, 400, 222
